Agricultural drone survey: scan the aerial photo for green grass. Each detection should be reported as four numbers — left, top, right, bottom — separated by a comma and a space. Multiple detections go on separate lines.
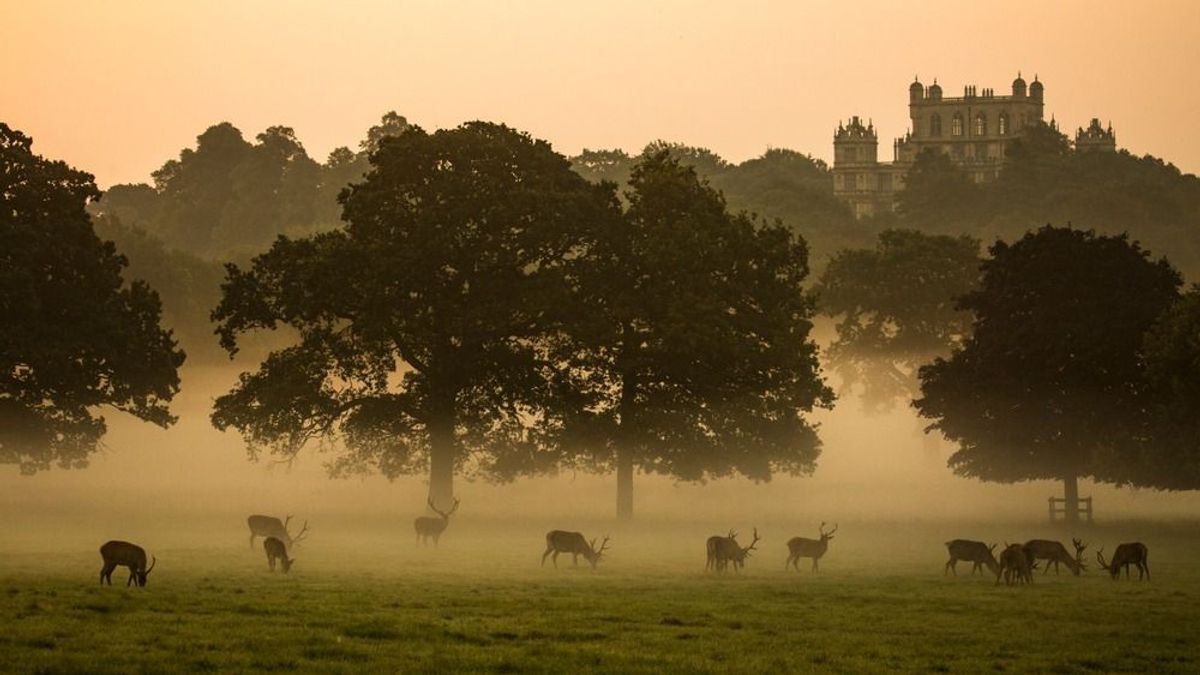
1, 520, 1196, 673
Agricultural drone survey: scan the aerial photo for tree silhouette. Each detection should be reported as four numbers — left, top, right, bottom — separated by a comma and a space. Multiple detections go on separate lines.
0, 124, 184, 473
915, 226, 1182, 521
560, 151, 833, 519
817, 229, 979, 413
210, 122, 615, 507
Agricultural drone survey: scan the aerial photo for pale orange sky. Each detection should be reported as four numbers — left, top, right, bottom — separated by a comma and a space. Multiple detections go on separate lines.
3, 0, 1199, 188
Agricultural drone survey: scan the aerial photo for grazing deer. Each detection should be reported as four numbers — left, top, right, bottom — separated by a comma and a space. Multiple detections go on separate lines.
247, 514, 309, 550
1024, 538, 1087, 576
99, 540, 156, 587
786, 522, 837, 572
414, 497, 460, 546
996, 543, 1036, 586
707, 528, 760, 573
1096, 543, 1150, 580
541, 531, 611, 569
263, 537, 295, 574
944, 539, 1000, 577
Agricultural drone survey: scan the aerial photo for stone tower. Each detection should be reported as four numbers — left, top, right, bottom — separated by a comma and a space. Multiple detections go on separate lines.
1076, 118, 1116, 152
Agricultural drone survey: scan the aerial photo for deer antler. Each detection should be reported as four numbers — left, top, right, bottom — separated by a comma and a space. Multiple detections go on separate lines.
1095, 547, 1108, 570
744, 527, 760, 553
291, 520, 310, 544
284, 514, 293, 529
145, 555, 157, 575
826, 523, 839, 537
727, 529, 737, 540
596, 535, 611, 556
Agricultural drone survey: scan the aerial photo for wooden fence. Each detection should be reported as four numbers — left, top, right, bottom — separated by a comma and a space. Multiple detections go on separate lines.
1048, 496, 1093, 524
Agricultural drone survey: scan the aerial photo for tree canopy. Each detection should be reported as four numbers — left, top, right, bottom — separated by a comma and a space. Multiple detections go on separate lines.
915, 226, 1184, 518
817, 229, 980, 413
210, 122, 616, 506
561, 151, 833, 518
0, 124, 185, 473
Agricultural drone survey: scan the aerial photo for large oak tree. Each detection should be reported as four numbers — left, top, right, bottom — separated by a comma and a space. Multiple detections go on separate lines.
0, 124, 184, 473
560, 151, 833, 519
211, 122, 616, 507
915, 226, 1182, 521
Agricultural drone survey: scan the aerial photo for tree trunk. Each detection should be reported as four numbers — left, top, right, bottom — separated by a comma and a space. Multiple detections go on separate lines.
615, 366, 637, 521
1063, 473, 1080, 525
427, 409, 456, 512
616, 446, 634, 520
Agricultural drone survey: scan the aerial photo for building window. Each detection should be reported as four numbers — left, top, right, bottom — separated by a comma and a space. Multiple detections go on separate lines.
974, 113, 987, 136
951, 113, 964, 137
998, 113, 1009, 136
930, 114, 942, 137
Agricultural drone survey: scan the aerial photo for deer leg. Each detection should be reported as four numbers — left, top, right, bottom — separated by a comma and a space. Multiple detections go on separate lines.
1142, 559, 1150, 581
551, 551, 559, 568
572, 553, 579, 567
786, 554, 794, 571
250, 533, 256, 550
541, 546, 553, 567
433, 534, 440, 548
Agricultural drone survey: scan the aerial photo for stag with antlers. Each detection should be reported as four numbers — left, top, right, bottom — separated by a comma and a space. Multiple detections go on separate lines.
1023, 538, 1087, 576
414, 497, 460, 546
786, 522, 837, 572
99, 540, 157, 587
247, 514, 309, 550
707, 528, 760, 573
541, 531, 611, 569
1096, 543, 1150, 580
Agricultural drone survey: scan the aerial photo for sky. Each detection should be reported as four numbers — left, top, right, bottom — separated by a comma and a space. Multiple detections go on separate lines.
3, 0, 1200, 188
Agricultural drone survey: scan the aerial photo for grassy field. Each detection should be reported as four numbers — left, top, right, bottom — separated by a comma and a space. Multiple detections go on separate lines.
1, 519, 1196, 673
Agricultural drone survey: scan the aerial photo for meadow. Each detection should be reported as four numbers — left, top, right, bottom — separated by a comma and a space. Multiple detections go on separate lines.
1, 517, 1196, 673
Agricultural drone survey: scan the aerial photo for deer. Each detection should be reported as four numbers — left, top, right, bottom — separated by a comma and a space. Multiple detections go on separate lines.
1023, 538, 1087, 576
1096, 543, 1150, 580
996, 543, 1036, 586
541, 531, 611, 569
247, 514, 309, 550
786, 522, 837, 572
707, 528, 760, 573
99, 540, 156, 587
414, 497, 460, 546
944, 539, 1000, 577
263, 536, 295, 574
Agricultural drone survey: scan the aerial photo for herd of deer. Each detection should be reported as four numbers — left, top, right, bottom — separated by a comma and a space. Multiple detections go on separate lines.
94, 501, 1150, 588
945, 537, 1151, 585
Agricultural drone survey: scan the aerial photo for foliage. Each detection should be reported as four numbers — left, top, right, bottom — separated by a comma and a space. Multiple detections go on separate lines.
897, 122, 1200, 278
210, 122, 616, 501
91, 112, 414, 261
558, 151, 832, 516
915, 226, 1183, 488
1139, 286, 1200, 487
570, 144, 871, 270
0, 124, 184, 473
91, 216, 228, 363
817, 229, 980, 413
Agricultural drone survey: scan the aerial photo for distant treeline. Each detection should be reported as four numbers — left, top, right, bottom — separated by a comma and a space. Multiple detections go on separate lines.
88, 115, 1200, 364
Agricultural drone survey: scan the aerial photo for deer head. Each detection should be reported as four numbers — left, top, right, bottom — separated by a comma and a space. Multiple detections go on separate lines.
136, 556, 157, 587
1095, 547, 1117, 577
819, 522, 838, 542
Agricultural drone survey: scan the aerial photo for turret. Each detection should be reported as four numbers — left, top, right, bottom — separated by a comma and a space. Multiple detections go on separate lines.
928, 79, 942, 101
910, 77, 924, 103
1012, 72, 1027, 97
1076, 118, 1116, 152
833, 116, 878, 165
1029, 75, 1043, 102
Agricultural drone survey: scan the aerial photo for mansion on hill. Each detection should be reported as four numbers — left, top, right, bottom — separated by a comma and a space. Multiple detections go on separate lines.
833, 74, 1117, 218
